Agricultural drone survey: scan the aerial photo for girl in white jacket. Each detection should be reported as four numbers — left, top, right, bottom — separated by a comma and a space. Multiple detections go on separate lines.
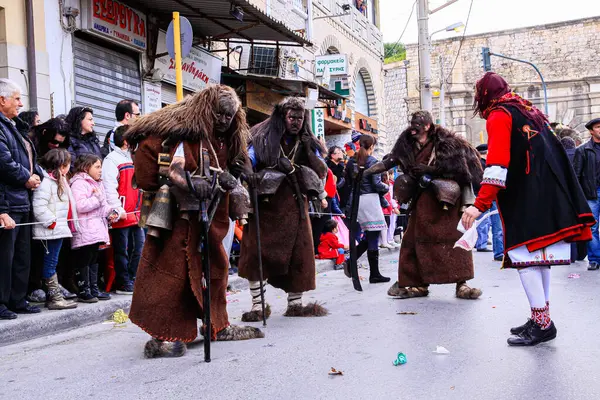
32, 149, 78, 310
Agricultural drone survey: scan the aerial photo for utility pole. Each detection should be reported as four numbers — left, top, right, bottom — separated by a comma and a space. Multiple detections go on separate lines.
417, 0, 432, 111
439, 55, 445, 126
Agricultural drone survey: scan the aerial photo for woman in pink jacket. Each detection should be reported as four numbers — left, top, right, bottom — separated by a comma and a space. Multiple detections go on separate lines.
70, 154, 119, 302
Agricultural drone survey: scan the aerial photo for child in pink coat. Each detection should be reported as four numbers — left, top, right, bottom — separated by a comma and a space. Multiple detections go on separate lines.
70, 154, 119, 303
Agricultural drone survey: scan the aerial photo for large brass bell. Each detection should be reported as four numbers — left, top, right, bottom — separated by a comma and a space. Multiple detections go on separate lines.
138, 191, 155, 228
146, 184, 173, 238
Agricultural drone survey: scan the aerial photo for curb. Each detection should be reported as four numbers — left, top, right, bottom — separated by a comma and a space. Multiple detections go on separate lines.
0, 295, 133, 347
1, 260, 341, 347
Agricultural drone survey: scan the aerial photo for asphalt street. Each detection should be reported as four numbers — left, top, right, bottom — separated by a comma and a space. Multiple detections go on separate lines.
1, 249, 600, 400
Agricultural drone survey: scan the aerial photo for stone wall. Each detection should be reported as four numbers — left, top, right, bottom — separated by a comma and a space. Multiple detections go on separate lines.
403, 16, 600, 144
382, 62, 409, 153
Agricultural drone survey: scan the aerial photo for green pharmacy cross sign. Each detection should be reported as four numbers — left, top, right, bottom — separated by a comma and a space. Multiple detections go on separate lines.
312, 109, 325, 141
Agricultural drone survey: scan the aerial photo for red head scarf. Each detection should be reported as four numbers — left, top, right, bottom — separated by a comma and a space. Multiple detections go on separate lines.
474, 72, 548, 130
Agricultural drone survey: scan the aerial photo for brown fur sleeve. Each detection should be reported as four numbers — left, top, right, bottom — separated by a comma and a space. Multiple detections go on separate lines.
133, 136, 162, 192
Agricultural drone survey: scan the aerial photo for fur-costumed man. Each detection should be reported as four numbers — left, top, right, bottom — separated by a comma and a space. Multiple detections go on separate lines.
365, 111, 483, 300
238, 97, 329, 320
125, 85, 263, 358
462, 72, 594, 346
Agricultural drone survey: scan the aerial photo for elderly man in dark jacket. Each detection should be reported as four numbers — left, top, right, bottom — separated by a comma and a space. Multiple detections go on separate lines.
573, 117, 600, 270
0, 79, 43, 319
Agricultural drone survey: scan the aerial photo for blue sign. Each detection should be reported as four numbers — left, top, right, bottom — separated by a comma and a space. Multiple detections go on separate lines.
166, 16, 193, 59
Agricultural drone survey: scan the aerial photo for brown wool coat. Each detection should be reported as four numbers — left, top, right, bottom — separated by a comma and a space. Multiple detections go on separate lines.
238, 139, 317, 294
238, 181, 316, 293
129, 136, 231, 342
396, 138, 477, 287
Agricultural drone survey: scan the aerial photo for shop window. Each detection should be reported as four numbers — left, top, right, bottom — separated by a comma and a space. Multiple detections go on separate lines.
250, 46, 278, 77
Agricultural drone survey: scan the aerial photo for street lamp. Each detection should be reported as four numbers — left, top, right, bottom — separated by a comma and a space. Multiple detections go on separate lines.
429, 21, 465, 40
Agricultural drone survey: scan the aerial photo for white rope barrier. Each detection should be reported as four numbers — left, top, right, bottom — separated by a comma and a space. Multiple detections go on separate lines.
0, 211, 140, 229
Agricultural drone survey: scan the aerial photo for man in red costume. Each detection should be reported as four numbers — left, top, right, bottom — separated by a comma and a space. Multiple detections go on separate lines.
462, 72, 594, 346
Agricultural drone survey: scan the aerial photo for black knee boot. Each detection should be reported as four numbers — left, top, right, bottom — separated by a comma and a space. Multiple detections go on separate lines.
368, 250, 391, 283
356, 240, 369, 259
89, 263, 111, 301
75, 265, 97, 303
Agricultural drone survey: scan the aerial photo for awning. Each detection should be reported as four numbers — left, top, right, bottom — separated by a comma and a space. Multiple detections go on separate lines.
133, 0, 311, 46
221, 72, 348, 102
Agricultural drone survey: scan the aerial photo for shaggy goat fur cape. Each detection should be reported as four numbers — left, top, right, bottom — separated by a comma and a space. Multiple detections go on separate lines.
391, 125, 482, 287
238, 98, 325, 294
128, 85, 249, 342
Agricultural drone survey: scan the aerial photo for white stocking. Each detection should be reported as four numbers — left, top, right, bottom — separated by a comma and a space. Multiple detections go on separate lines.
518, 267, 546, 309
540, 267, 551, 304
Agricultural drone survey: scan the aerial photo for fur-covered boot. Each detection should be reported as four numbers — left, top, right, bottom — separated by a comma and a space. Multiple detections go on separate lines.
241, 304, 271, 322
284, 302, 329, 317
215, 325, 265, 341
143, 338, 187, 358
456, 282, 482, 299
387, 282, 429, 299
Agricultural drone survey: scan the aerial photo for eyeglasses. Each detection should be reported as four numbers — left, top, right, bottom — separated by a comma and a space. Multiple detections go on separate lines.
132, 112, 141, 116
49, 139, 64, 145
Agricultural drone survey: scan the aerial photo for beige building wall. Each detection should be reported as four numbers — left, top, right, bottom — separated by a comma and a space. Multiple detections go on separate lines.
0, 0, 51, 119
403, 16, 600, 145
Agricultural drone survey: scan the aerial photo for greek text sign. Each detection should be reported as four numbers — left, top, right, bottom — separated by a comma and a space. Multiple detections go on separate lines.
315, 54, 348, 77
84, 0, 147, 50
155, 30, 222, 92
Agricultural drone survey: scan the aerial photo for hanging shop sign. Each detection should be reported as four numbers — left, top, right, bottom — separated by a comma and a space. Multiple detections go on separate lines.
142, 81, 162, 114
355, 111, 379, 135
315, 54, 348, 77
155, 30, 222, 92
312, 108, 326, 140
81, 0, 147, 51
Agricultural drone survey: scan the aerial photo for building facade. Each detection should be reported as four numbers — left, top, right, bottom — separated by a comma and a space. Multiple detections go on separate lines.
0, 0, 51, 118
400, 16, 600, 145
39, 0, 385, 150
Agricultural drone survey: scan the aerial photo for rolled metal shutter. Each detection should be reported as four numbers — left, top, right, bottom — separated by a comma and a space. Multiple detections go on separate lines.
161, 83, 178, 105
161, 82, 193, 105
73, 38, 142, 142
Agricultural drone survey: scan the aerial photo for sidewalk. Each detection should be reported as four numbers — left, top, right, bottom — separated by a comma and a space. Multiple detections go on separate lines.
0, 259, 343, 347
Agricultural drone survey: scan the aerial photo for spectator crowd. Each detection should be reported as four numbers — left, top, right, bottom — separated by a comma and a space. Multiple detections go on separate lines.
0, 78, 144, 319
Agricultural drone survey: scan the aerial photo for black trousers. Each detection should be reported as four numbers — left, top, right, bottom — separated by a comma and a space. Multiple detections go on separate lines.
0, 212, 31, 309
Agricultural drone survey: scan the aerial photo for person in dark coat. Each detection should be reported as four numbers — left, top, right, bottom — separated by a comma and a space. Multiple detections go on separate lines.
561, 136, 587, 262
0, 79, 43, 319
345, 134, 391, 283
573, 117, 600, 270
463, 72, 594, 346
65, 106, 102, 164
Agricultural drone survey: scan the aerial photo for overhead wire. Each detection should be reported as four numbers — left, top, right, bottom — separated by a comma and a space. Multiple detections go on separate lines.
384, 0, 418, 59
